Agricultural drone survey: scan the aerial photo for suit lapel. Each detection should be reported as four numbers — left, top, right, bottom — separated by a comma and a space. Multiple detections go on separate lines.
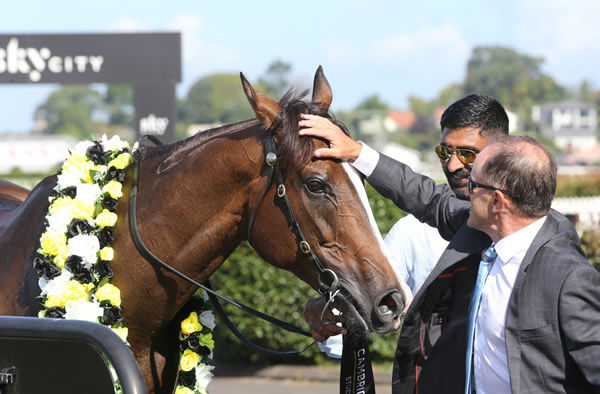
409, 223, 490, 311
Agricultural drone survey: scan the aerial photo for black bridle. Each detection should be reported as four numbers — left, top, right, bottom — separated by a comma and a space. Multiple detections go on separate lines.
247, 131, 341, 300
128, 132, 341, 355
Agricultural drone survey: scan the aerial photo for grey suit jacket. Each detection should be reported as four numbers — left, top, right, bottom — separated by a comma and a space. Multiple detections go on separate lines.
368, 154, 600, 394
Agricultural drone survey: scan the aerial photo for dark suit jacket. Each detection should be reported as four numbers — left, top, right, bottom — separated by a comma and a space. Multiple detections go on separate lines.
368, 154, 600, 394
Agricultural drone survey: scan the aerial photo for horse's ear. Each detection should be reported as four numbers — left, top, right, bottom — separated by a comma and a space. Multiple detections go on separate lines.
240, 72, 281, 129
311, 65, 332, 112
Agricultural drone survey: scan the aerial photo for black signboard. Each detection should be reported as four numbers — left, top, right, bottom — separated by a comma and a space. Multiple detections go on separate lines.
0, 33, 181, 141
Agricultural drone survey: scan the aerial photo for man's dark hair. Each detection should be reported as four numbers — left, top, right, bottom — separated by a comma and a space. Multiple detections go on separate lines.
440, 94, 509, 138
482, 135, 557, 218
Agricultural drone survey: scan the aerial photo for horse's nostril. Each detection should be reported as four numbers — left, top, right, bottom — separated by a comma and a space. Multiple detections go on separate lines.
378, 293, 399, 316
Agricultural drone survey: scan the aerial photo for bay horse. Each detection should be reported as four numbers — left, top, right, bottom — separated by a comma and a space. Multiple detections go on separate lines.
0, 66, 411, 393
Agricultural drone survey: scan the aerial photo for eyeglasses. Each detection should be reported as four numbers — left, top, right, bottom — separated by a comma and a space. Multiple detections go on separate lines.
434, 145, 477, 166
467, 176, 513, 197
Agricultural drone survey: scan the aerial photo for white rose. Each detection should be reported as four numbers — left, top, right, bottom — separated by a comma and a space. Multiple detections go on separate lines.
46, 211, 73, 234
72, 140, 95, 156
68, 234, 100, 266
198, 310, 216, 330
75, 183, 102, 206
194, 363, 215, 392
101, 134, 129, 152
56, 172, 81, 189
64, 299, 103, 322
39, 270, 72, 296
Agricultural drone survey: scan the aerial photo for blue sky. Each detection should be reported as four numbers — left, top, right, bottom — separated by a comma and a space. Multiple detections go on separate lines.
1, 0, 600, 132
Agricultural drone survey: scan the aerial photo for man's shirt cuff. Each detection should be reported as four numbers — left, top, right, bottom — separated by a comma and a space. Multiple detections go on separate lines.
351, 141, 380, 177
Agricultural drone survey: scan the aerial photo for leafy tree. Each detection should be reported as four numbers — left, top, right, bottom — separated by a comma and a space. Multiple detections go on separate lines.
356, 94, 389, 111
104, 84, 133, 125
435, 83, 464, 108
34, 85, 103, 140
258, 59, 293, 98
182, 73, 254, 124
464, 46, 567, 129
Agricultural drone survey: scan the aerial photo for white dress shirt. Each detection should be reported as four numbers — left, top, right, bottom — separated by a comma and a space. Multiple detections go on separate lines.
474, 216, 547, 394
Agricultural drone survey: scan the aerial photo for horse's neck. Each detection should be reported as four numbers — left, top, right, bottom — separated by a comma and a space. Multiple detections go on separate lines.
131, 128, 263, 283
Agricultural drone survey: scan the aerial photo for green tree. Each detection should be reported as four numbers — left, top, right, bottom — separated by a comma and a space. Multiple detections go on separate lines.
182, 73, 254, 124
258, 59, 293, 98
356, 94, 389, 111
34, 85, 103, 140
464, 46, 566, 129
104, 84, 133, 125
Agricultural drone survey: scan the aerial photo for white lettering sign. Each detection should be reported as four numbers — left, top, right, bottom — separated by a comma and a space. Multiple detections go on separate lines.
140, 113, 169, 135
0, 38, 104, 81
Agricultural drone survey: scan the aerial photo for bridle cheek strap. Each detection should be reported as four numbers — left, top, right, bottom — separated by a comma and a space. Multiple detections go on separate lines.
246, 133, 341, 301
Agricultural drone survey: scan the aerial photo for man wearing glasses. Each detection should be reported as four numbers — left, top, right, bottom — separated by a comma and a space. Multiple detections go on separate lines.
299, 114, 600, 392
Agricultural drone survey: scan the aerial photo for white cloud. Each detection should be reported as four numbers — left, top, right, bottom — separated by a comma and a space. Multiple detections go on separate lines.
513, 0, 600, 85
369, 24, 470, 64
165, 12, 243, 88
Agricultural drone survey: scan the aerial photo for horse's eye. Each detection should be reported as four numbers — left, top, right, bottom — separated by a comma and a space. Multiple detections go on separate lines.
305, 178, 328, 195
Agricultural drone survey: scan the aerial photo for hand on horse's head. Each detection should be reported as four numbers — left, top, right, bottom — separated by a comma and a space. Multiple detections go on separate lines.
303, 296, 347, 342
299, 114, 362, 162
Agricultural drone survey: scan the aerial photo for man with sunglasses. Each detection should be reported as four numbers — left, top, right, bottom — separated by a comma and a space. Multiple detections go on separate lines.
385, 95, 509, 294
299, 112, 600, 392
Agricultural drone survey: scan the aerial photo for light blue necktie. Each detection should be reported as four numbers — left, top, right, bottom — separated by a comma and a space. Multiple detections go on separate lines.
465, 245, 497, 394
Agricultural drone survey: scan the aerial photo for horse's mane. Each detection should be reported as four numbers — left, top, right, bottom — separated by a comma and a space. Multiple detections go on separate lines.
133, 90, 350, 174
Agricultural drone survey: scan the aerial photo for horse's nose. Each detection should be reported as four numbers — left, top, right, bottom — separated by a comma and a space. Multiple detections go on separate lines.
374, 291, 406, 330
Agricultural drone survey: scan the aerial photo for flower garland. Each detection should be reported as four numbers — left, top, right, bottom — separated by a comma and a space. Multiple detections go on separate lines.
174, 290, 216, 394
35, 134, 131, 342
33, 135, 216, 393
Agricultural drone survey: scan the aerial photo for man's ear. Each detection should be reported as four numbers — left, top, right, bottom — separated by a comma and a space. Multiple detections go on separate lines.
492, 190, 512, 214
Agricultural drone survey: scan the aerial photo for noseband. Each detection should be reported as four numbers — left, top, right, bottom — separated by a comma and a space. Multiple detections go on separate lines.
247, 132, 341, 304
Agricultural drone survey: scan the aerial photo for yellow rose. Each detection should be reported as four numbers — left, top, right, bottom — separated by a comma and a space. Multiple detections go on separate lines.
48, 196, 75, 217
179, 349, 200, 371
111, 327, 128, 342
99, 246, 114, 261
198, 333, 215, 350
175, 386, 195, 394
96, 209, 118, 228
181, 312, 203, 336
40, 230, 67, 257
64, 280, 89, 303
95, 283, 121, 306
53, 246, 68, 268
71, 200, 95, 221
102, 179, 123, 199
108, 153, 132, 170
45, 293, 67, 308
61, 152, 87, 176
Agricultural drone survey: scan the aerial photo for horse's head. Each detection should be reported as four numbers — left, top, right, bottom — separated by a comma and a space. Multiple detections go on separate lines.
240, 66, 412, 334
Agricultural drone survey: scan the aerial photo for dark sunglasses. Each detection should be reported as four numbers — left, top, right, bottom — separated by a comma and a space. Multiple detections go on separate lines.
467, 176, 513, 197
434, 145, 477, 166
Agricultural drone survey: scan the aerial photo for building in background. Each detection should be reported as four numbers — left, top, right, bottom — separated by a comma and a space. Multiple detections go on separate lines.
532, 99, 598, 150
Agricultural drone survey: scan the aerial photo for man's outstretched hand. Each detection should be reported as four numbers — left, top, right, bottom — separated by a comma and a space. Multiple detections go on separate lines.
303, 297, 347, 342
299, 114, 362, 161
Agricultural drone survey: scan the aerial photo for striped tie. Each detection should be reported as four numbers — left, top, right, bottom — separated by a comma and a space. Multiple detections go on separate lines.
465, 245, 497, 394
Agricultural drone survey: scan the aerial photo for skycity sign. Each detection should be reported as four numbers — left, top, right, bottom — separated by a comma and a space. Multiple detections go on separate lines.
0, 37, 105, 82
0, 33, 181, 141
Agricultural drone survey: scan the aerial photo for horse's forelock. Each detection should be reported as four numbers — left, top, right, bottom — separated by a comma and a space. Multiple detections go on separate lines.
277, 94, 349, 174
